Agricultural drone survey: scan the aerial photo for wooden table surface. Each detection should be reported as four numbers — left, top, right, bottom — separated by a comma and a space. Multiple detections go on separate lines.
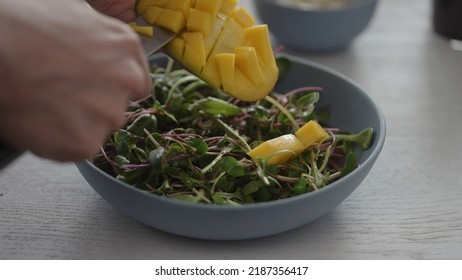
2, 0, 462, 259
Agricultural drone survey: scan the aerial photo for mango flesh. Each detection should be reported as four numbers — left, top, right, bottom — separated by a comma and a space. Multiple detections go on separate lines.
247, 134, 306, 165
128, 22, 154, 37
135, 0, 278, 102
248, 121, 328, 165
295, 120, 329, 148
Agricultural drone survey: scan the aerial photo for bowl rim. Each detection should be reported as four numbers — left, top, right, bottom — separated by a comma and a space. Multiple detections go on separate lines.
78, 53, 386, 211
259, 0, 379, 13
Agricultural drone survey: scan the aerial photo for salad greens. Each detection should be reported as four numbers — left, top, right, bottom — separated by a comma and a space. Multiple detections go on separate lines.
93, 57, 373, 205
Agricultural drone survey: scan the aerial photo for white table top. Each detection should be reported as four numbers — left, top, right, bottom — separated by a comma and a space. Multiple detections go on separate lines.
2, 0, 462, 259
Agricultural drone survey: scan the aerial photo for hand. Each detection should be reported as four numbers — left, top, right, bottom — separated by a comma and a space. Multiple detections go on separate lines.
86, 0, 138, 22
0, 0, 151, 162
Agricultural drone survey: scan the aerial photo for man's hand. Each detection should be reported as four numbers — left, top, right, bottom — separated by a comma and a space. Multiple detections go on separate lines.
86, 0, 138, 22
0, 0, 151, 161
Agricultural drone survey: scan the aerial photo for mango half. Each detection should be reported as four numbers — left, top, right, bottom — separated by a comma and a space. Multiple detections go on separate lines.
135, 0, 279, 102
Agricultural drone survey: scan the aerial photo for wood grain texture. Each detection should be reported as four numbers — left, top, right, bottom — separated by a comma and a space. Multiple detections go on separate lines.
2, 0, 462, 259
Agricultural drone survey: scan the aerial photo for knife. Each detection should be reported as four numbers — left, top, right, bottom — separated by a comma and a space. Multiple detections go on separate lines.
134, 16, 176, 57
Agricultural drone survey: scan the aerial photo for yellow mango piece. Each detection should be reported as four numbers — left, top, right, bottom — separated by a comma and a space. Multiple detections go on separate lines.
182, 32, 206, 73
211, 17, 245, 53
203, 12, 227, 55
167, 0, 191, 19
152, 0, 170, 7
165, 37, 186, 61
295, 120, 328, 148
131, 25, 155, 37
220, 0, 238, 15
195, 0, 223, 21
248, 134, 306, 165
142, 6, 163, 25
190, 0, 197, 8
231, 7, 256, 28
235, 68, 277, 101
206, 18, 277, 101
215, 53, 236, 94
156, 9, 186, 33
234, 47, 264, 87
234, 68, 258, 101
244, 25, 274, 65
136, 0, 169, 15
201, 55, 221, 89
187, 8, 212, 36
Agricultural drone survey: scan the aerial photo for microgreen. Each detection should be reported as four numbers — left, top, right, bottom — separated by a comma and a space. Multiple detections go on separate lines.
93, 58, 374, 205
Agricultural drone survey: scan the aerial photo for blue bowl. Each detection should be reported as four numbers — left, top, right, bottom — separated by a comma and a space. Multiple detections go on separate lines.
76, 54, 386, 240
254, 0, 379, 51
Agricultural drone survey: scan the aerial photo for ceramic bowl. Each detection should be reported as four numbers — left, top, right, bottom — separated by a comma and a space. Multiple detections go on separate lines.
253, 0, 379, 51
76, 54, 386, 240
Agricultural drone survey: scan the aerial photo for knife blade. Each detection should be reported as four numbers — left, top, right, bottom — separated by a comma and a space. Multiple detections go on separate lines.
134, 17, 176, 57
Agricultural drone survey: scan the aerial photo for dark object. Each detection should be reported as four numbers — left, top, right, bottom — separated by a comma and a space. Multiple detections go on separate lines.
433, 0, 462, 40
0, 140, 22, 169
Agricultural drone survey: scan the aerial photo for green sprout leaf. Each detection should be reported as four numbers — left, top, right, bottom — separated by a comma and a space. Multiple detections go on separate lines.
341, 152, 359, 176
219, 156, 244, 177
93, 57, 375, 205
189, 138, 208, 155
276, 56, 291, 78
149, 147, 165, 170
188, 97, 242, 116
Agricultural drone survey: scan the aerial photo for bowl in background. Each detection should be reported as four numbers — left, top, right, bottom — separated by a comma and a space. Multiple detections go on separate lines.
253, 0, 379, 51
76, 54, 386, 240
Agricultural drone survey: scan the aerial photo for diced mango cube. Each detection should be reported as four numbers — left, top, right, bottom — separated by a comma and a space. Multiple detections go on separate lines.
220, 0, 238, 15
248, 134, 306, 165
165, 37, 186, 61
167, 0, 191, 19
244, 25, 274, 65
215, 53, 236, 94
151, 0, 170, 8
195, 0, 223, 21
201, 55, 221, 89
182, 32, 206, 73
156, 9, 186, 33
234, 47, 264, 87
231, 7, 256, 28
295, 120, 328, 148
203, 13, 227, 55
233, 68, 257, 101
187, 8, 212, 36
136, 0, 169, 15
131, 25, 155, 37
212, 18, 245, 53
142, 6, 163, 25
